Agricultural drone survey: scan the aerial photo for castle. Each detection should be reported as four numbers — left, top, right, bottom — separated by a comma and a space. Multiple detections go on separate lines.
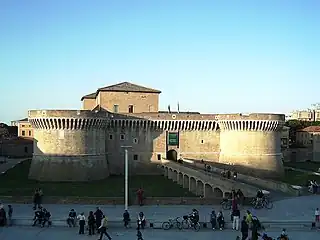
28, 82, 285, 181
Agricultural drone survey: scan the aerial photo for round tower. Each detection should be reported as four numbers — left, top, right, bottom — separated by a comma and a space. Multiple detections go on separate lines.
28, 110, 109, 181
218, 113, 285, 179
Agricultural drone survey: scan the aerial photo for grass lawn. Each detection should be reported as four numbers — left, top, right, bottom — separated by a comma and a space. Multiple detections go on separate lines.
0, 159, 195, 197
282, 169, 320, 186
284, 161, 320, 172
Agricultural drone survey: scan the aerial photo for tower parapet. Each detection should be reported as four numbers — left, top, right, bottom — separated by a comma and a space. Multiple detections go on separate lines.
108, 119, 219, 131
28, 110, 109, 181
218, 113, 285, 178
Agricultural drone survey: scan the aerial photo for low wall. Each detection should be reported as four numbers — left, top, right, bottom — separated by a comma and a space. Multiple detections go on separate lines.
0, 195, 254, 205
10, 217, 313, 230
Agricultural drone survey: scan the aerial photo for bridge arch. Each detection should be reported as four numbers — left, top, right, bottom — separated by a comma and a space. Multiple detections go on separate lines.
213, 187, 223, 198
183, 174, 189, 189
178, 172, 183, 185
173, 170, 178, 182
196, 179, 204, 196
190, 177, 196, 194
205, 183, 214, 198
163, 166, 168, 177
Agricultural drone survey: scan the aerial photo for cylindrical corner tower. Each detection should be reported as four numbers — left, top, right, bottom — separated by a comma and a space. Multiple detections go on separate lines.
28, 110, 109, 181
218, 113, 285, 179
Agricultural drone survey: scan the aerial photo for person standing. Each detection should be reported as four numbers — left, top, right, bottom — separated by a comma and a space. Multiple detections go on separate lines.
315, 208, 320, 228
88, 211, 95, 235
98, 215, 112, 240
94, 207, 103, 233
77, 212, 86, 235
8, 205, 13, 226
232, 208, 240, 231
240, 216, 249, 240
210, 210, 217, 230
123, 210, 130, 228
137, 188, 144, 206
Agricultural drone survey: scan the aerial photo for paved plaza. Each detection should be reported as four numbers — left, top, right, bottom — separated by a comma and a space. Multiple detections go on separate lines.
0, 226, 319, 240
3, 195, 320, 223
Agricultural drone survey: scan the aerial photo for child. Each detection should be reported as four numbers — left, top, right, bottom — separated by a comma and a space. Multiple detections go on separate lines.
137, 228, 143, 240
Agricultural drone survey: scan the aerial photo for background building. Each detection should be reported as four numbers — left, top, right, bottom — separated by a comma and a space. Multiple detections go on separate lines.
288, 109, 320, 122
11, 118, 33, 137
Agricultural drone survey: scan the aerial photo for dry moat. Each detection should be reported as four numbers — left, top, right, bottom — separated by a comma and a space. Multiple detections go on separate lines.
0, 159, 195, 198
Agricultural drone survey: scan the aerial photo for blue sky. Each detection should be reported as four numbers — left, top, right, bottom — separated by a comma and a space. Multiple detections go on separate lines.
0, 0, 319, 124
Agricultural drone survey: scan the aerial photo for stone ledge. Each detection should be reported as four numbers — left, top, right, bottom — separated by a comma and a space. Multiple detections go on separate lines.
0, 196, 254, 205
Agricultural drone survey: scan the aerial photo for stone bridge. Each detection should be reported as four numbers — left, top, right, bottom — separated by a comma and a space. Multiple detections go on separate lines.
161, 160, 258, 198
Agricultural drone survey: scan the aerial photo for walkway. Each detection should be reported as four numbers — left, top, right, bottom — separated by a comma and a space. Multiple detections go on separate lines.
1, 195, 319, 222
162, 160, 259, 198
0, 158, 29, 175
0, 227, 317, 240
182, 159, 298, 198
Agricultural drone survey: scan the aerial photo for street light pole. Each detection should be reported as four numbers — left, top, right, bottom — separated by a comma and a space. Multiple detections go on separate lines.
121, 146, 132, 211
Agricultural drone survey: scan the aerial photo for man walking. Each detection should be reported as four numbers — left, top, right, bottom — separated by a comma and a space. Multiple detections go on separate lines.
98, 215, 112, 240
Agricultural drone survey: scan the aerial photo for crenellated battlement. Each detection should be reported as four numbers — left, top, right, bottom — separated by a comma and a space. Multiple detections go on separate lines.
108, 119, 220, 131
29, 117, 108, 130
218, 120, 283, 131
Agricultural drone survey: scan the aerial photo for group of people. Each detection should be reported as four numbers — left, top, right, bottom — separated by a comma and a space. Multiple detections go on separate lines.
210, 210, 226, 230
66, 207, 112, 240
32, 206, 52, 227
221, 169, 238, 180
0, 204, 13, 226
308, 180, 320, 194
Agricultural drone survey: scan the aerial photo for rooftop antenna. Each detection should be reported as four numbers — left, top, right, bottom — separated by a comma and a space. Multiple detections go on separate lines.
168, 105, 171, 113
177, 102, 180, 113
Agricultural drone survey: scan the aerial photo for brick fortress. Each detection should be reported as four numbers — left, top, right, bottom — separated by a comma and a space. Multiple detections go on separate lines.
28, 82, 285, 181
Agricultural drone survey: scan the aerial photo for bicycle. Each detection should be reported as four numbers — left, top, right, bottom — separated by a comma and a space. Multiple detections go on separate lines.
181, 215, 200, 231
162, 217, 182, 230
251, 197, 273, 209
221, 198, 232, 210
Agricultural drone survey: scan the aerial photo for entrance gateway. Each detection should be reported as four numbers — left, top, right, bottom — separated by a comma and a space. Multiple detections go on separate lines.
166, 132, 179, 161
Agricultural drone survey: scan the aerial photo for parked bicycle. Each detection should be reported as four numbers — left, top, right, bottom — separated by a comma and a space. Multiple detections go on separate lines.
251, 197, 273, 209
221, 198, 232, 210
181, 215, 200, 231
162, 217, 182, 230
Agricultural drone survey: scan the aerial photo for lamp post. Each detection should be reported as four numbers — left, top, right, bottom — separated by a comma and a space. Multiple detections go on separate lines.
121, 146, 132, 211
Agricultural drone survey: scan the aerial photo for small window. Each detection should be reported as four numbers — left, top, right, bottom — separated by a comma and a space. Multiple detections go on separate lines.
24, 146, 28, 153
113, 104, 119, 113
133, 154, 138, 161
22, 130, 25, 136
201, 140, 204, 144
128, 105, 134, 113
120, 134, 125, 140
133, 138, 138, 144
157, 154, 161, 160
21, 124, 25, 127
109, 134, 113, 140
28, 130, 32, 136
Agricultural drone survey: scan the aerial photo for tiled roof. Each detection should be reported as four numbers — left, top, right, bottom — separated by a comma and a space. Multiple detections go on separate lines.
98, 82, 161, 93
80, 92, 96, 101
0, 137, 33, 144
81, 82, 161, 100
298, 126, 320, 132
19, 118, 28, 121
